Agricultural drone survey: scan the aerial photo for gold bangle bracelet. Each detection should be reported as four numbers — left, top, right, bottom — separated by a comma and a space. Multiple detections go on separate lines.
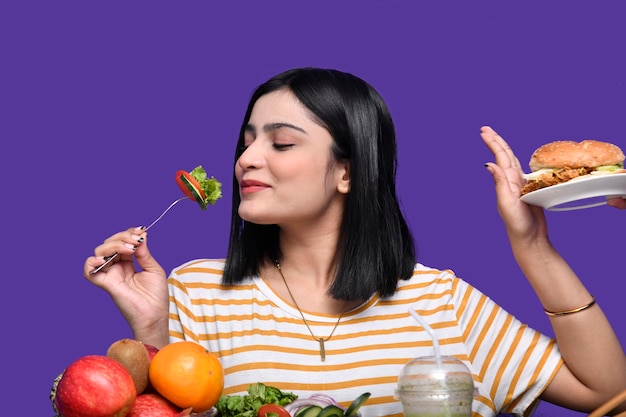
544, 298, 596, 317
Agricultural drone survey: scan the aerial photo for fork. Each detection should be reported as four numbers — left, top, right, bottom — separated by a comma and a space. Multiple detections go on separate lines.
89, 196, 189, 275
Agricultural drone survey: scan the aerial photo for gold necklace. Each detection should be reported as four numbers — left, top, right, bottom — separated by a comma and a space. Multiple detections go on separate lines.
274, 261, 345, 362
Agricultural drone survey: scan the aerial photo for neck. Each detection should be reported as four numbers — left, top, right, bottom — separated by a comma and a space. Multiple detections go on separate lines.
274, 260, 346, 363
264, 257, 363, 316
274, 228, 340, 289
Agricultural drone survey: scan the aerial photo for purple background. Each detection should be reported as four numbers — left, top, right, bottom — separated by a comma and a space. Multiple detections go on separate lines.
2, 1, 625, 416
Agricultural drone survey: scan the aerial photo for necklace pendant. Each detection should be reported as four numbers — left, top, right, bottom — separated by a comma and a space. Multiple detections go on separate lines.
318, 338, 326, 362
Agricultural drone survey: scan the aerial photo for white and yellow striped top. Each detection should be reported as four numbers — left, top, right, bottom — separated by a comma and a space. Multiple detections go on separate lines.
167, 259, 562, 417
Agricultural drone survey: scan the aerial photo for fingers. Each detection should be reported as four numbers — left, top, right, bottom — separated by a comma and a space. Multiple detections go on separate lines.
133, 241, 166, 276
484, 161, 517, 203
607, 197, 626, 209
482, 126, 528, 201
85, 226, 148, 277
86, 253, 119, 276
480, 126, 523, 172
98, 226, 147, 255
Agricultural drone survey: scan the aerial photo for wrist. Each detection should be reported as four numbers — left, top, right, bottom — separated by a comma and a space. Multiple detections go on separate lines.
132, 316, 170, 349
510, 235, 555, 265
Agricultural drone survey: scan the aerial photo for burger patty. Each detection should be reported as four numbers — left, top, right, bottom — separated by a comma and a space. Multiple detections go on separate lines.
521, 167, 595, 195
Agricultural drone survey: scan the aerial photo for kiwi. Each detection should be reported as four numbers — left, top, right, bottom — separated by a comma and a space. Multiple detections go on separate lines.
106, 338, 151, 394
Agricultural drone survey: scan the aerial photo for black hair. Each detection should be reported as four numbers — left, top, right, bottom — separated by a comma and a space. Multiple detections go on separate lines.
222, 67, 416, 300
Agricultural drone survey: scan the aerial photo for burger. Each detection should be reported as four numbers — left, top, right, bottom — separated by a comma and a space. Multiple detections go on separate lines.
521, 139, 626, 196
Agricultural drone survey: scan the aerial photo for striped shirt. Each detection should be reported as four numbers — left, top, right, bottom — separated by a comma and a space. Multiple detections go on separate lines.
168, 259, 562, 417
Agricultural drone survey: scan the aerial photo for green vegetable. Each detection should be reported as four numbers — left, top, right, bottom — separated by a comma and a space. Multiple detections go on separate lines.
317, 405, 345, 417
294, 405, 323, 417
595, 163, 624, 172
344, 392, 370, 417
215, 382, 298, 417
190, 165, 222, 209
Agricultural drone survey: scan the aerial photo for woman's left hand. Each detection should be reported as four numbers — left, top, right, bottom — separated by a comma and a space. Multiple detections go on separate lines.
481, 126, 548, 245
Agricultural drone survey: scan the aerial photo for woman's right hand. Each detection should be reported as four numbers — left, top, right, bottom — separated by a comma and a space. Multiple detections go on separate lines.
84, 227, 169, 346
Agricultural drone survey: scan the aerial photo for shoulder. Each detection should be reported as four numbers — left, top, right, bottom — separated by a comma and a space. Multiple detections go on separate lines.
169, 258, 226, 282
393, 263, 474, 300
168, 259, 260, 300
402, 263, 460, 285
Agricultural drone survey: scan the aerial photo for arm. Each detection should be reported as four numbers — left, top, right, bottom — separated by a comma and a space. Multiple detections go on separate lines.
481, 126, 626, 413
83, 227, 170, 348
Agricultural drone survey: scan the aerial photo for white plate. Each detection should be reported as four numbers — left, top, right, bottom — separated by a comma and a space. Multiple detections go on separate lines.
520, 173, 626, 211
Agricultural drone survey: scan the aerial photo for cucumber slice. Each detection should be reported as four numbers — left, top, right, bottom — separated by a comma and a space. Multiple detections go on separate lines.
294, 405, 323, 417
344, 392, 371, 417
317, 405, 345, 417
179, 174, 207, 209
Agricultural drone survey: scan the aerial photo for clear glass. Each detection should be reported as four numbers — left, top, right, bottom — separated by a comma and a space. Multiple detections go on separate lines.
395, 355, 474, 417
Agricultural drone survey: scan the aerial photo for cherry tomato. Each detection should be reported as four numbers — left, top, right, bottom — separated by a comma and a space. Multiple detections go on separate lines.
257, 404, 291, 417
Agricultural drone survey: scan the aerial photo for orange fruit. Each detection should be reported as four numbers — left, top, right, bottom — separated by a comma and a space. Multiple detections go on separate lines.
148, 341, 224, 412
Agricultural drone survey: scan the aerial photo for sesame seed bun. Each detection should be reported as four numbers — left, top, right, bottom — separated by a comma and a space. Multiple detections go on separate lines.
529, 140, 624, 172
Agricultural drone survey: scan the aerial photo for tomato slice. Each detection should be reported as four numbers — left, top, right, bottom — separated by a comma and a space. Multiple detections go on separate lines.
257, 404, 291, 417
175, 170, 206, 203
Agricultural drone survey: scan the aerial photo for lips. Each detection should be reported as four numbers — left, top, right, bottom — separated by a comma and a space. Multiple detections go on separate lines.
240, 179, 270, 193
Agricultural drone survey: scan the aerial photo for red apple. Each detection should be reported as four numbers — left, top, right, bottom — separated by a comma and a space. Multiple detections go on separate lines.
128, 393, 192, 417
54, 355, 137, 417
143, 343, 159, 361
142, 343, 160, 393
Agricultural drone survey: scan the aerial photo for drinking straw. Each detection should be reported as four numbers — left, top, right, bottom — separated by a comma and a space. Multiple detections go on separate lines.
408, 308, 443, 368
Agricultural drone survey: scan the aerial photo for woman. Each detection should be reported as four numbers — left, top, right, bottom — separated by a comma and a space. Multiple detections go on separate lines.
85, 68, 626, 417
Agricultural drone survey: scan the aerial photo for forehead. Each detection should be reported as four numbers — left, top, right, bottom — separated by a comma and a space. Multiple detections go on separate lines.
248, 90, 312, 127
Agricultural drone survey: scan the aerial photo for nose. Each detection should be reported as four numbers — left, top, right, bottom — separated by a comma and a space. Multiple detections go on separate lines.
236, 140, 265, 171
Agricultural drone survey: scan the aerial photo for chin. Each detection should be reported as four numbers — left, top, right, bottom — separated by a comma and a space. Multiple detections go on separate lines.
238, 208, 276, 226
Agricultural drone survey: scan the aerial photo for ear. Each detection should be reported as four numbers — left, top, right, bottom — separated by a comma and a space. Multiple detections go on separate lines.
337, 161, 350, 194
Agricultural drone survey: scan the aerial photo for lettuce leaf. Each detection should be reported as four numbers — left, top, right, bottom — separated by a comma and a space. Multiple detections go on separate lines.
215, 383, 298, 417
189, 165, 222, 209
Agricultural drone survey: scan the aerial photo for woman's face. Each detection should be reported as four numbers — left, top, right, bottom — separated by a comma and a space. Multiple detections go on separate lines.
235, 89, 350, 230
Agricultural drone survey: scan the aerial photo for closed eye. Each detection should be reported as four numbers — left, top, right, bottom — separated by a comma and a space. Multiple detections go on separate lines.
273, 144, 294, 150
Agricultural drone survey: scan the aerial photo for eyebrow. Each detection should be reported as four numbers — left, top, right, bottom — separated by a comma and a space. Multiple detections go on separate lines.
244, 122, 307, 136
